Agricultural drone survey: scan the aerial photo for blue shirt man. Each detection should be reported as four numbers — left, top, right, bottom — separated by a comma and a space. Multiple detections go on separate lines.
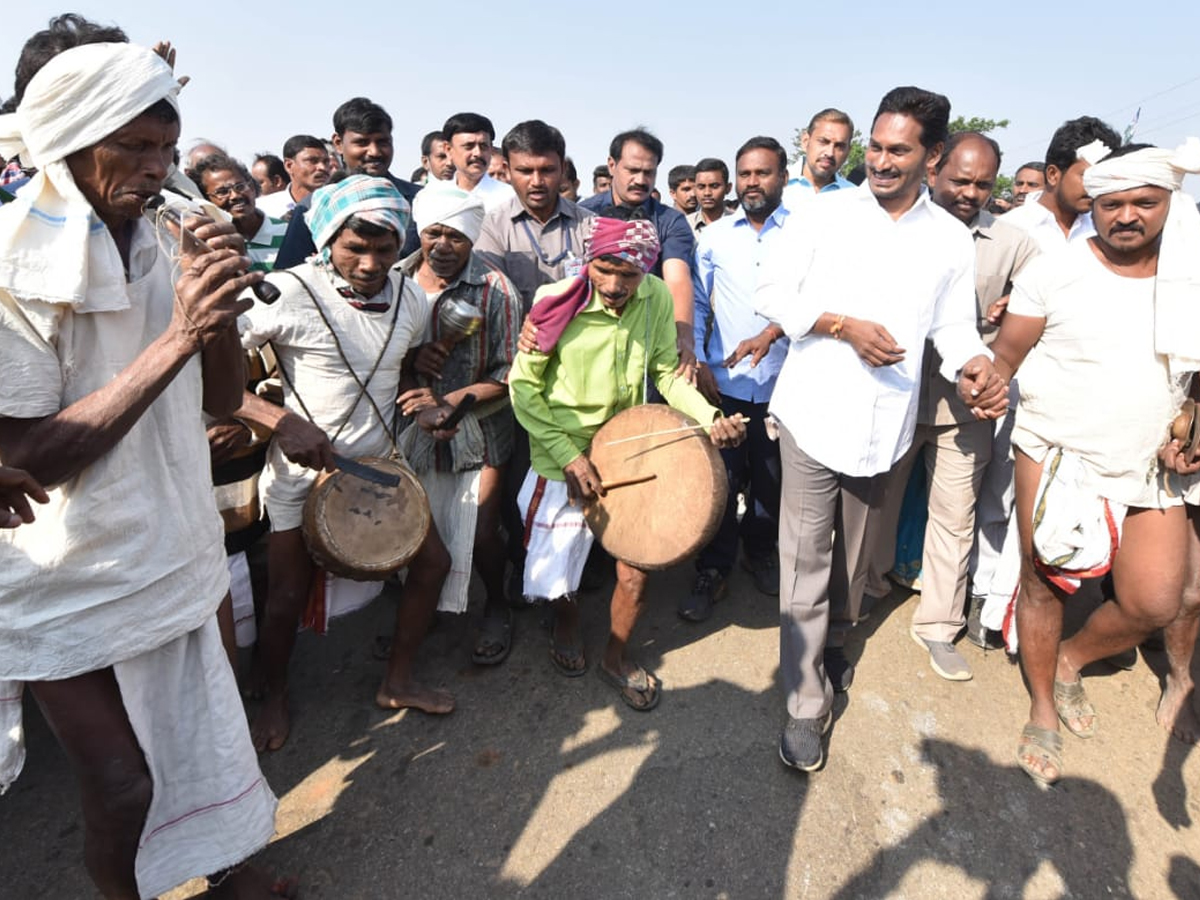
680, 137, 791, 623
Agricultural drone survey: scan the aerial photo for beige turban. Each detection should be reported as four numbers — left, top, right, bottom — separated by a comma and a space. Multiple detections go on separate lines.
0, 43, 181, 311
1083, 139, 1200, 376
412, 179, 486, 245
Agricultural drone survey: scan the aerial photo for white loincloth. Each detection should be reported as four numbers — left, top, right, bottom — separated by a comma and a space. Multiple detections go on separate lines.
518, 470, 593, 601
2, 616, 277, 898
228, 551, 257, 648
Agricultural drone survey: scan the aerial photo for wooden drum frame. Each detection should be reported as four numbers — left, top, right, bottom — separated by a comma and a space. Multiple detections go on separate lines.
584, 405, 727, 570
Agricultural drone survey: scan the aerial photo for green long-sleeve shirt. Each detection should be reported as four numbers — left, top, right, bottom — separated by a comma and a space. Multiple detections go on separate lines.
510, 274, 719, 480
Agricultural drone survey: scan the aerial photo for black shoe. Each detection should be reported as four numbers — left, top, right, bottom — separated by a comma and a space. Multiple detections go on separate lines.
1106, 647, 1138, 671
679, 569, 727, 622
965, 596, 1003, 650
823, 646, 855, 693
741, 552, 780, 596
779, 711, 834, 772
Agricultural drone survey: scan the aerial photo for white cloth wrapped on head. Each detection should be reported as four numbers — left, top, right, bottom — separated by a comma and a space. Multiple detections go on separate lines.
1083, 138, 1200, 377
412, 178, 486, 244
0, 42, 181, 311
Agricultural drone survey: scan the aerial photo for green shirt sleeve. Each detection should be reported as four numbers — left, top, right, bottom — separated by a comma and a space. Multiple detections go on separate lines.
646, 278, 720, 425
509, 347, 584, 475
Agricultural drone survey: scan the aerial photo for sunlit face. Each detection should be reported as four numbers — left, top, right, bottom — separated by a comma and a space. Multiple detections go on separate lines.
1047, 159, 1093, 215
1090, 184, 1171, 255
593, 173, 612, 194
930, 140, 999, 224
670, 178, 697, 213
449, 131, 492, 184
201, 167, 257, 222
801, 120, 852, 186
736, 148, 787, 217
866, 112, 938, 212
335, 129, 393, 177
66, 111, 179, 229
589, 255, 645, 310
286, 146, 331, 193
1012, 166, 1045, 205
423, 139, 455, 181
328, 226, 400, 297
694, 170, 729, 214
608, 142, 658, 206
507, 150, 564, 219
419, 223, 472, 280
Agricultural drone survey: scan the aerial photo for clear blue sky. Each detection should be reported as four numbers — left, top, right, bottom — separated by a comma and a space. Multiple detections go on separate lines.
5, 3, 1200, 192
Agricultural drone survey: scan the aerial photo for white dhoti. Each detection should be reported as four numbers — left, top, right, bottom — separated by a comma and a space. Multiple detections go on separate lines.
422, 468, 481, 613
517, 470, 594, 601
2, 617, 277, 899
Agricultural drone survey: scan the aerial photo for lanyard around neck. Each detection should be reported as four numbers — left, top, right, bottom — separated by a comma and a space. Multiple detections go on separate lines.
520, 216, 573, 266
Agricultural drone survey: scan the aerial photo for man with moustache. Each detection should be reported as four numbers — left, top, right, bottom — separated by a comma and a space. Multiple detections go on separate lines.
734, 87, 1003, 771
509, 217, 746, 708
256, 134, 329, 221
866, 132, 1039, 676
989, 140, 1200, 784
1011, 162, 1045, 206
273, 98, 422, 268
682, 137, 791, 621
582, 129, 699, 372
475, 119, 595, 602
781, 108, 856, 211
193, 154, 289, 271
444, 112, 515, 211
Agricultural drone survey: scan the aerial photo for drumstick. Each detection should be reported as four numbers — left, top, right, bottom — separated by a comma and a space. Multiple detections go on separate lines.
599, 473, 657, 490
602, 418, 756, 447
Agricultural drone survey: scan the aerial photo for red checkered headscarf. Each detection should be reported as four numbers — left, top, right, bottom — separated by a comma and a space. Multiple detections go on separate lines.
528, 217, 661, 352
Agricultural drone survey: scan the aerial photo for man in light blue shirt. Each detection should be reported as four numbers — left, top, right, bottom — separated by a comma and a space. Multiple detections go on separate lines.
680, 136, 791, 622
781, 108, 856, 212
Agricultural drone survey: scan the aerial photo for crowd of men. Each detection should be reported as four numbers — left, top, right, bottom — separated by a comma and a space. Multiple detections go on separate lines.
2, 12, 1200, 899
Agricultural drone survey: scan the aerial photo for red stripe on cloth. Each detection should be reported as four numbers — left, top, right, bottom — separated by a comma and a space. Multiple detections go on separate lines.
522, 476, 548, 550
139, 777, 266, 845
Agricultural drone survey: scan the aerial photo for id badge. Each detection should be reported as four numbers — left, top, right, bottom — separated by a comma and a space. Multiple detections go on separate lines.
563, 254, 583, 279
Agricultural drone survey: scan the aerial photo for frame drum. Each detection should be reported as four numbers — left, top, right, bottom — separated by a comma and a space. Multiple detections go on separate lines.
302, 457, 430, 580
584, 405, 727, 570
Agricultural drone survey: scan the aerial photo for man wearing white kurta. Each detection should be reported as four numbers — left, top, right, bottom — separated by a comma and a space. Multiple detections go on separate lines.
0, 40, 279, 898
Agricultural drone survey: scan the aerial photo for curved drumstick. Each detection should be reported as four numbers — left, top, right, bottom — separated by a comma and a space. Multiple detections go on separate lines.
598, 473, 657, 491
438, 393, 477, 430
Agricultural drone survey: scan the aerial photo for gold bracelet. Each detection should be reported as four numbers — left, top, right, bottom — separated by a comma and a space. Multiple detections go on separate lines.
830, 315, 846, 340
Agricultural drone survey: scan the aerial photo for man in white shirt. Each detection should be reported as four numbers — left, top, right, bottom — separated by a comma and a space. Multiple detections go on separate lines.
1003, 116, 1122, 252
740, 86, 1003, 772
444, 111, 516, 212
256, 134, 330, 221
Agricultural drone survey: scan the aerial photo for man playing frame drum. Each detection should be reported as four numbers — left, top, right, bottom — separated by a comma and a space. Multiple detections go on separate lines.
510, 216, 746, 710
236, 176, 457, 752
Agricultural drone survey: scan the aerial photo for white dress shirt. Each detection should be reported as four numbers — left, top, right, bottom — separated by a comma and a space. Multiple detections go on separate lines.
756, 187, 986, 477
1003, 192, 1094, 252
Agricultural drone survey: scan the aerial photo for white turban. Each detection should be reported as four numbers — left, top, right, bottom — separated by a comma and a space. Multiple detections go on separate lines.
1083, 138, 1200, 377
412, 179, 486, 245
0, 43, 181, 312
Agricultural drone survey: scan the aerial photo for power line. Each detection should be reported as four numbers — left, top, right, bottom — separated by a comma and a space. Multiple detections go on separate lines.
1099, 73, 1200, 120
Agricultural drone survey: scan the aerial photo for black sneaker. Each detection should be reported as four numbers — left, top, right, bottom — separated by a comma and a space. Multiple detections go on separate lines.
823, 646, 855, 693
741, 552, 780, 596
679, 569, 727, 622
779, 711, 834, 772
965, 596, 1003, 650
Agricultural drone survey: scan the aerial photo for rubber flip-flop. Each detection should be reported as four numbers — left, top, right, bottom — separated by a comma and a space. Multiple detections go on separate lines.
472, 608, 514, 666
597, 664, 661, 711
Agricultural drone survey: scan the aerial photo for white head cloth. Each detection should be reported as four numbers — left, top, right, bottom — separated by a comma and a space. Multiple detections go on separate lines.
412, 179, 486, 245
0, 43, 181, 311
1084, 139, 1200, 376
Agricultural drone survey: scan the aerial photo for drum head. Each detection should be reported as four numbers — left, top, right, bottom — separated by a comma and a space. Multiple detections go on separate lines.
302, 457, 430, 580
585, 405, 727, 570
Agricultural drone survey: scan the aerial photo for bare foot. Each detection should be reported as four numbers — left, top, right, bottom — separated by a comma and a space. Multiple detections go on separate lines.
375, 680, 455, 714
1157, 676, 1200, 744
250, 691, 290, 753
208, 863, 299, 899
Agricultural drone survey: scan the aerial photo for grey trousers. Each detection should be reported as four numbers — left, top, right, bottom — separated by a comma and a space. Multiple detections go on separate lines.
778, 424, 885, 720
867, 418, 992, 641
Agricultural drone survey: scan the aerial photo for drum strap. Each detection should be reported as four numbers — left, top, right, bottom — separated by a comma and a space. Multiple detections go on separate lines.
273, 270, 405, 454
